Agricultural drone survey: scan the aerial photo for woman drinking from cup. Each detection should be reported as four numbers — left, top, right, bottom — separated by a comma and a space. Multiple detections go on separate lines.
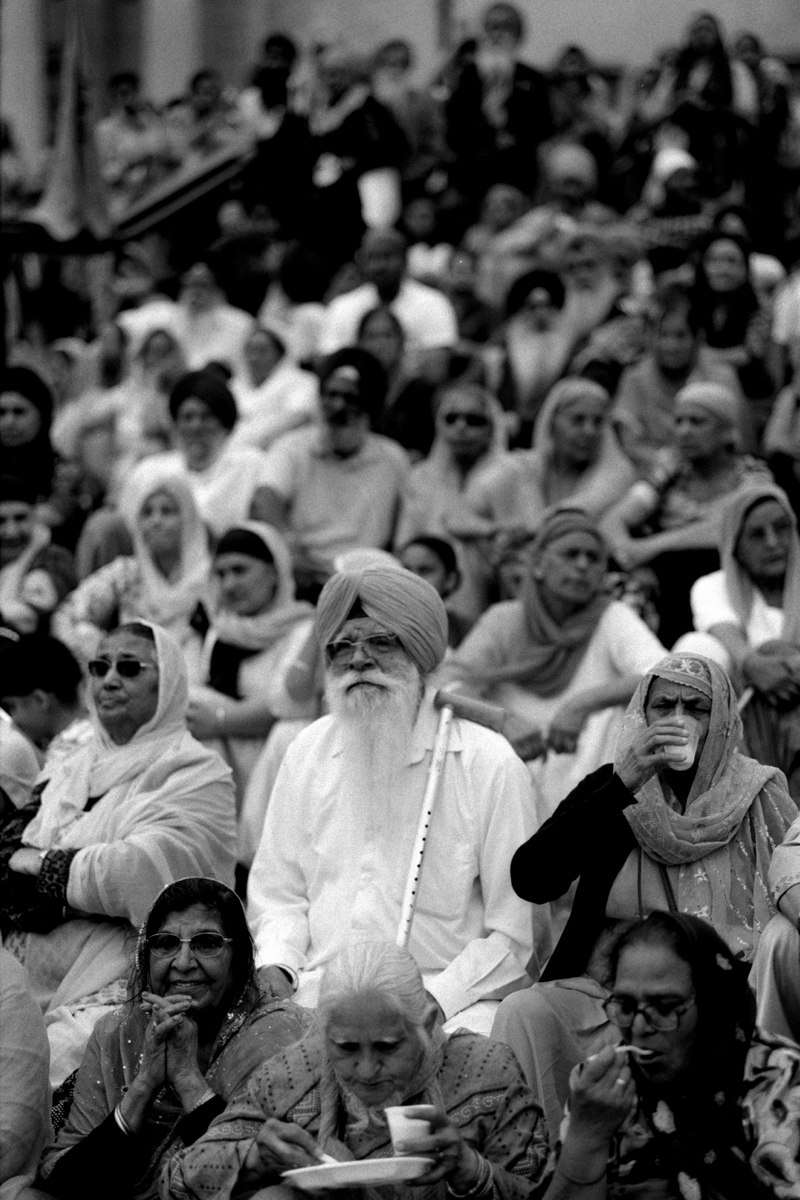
491, 654, 798, 1141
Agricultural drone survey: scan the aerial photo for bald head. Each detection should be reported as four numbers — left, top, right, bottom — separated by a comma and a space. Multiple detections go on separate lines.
359, 230, 407, 299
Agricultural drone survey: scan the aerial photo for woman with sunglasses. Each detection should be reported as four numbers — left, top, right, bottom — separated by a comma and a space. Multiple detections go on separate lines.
492, 654, 798, 1145
396, 382, 507, 628
36, 877, 308, 1200
531, 911, 800, 1199
3, 622, 236, 1090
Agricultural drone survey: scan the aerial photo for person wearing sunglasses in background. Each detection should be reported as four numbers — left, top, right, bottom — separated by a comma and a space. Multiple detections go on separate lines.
531, 912, 800, 1199
396, 383, 508, 631
35, 877, 308, 1200
2, 622, 236, 1091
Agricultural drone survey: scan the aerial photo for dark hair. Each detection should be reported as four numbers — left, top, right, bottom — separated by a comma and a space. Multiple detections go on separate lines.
505, 270, 566, 319
400, 535, 459, 578
608, 912, 755, 1191
356, 305, 405, 343
109, 71, 139, 92
483, 2, 524, 42
110, 621, 156, 644
262, 33, 297, 66
190, 68, 219, 91
130, 877, 258, 1010
0, 474, 37, 507
169, 368, 238, 431
319, 348, 388, 424
0, 366, 54, 428
0, 635, 82, 704
649, 283, 702, 336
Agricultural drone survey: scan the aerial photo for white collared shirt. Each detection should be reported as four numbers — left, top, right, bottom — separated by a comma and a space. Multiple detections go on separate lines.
247, 689, 539, 1018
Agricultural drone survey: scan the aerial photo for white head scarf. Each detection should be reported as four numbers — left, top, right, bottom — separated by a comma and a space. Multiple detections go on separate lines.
210, 522, 314, 653
118, 457, 211, 629
24, 622, 191, 846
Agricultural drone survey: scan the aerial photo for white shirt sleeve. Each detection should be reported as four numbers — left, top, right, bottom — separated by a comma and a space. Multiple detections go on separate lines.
603, 602, 667, 676
415, 291, 459, 349
424, 731, 540, 1018
690, 572, 740, 633
318, 293, 362, 355
257, 435, 303, 501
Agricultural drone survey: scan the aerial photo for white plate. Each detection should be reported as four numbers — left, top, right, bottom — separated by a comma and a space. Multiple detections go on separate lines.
282, 1157, 433, 1191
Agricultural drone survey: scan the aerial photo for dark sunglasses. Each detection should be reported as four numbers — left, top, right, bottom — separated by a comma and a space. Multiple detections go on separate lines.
147, 932, 232, 959
88, 658, 156, 680
442, 412, 491, 428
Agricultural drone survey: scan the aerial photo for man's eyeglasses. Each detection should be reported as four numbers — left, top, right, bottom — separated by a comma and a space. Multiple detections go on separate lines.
147, 932, 232, 959
88, 658, 156, 680
442, 412, 491, 428
603, 993, 696, 1032
326, 634, 403, 666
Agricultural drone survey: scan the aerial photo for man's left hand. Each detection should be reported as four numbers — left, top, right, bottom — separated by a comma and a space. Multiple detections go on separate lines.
8, 848, 43, 876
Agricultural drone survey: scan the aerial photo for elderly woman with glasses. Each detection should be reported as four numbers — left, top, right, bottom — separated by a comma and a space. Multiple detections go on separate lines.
2, 622, 236, 1088
531, 912, 800, 1200
36, 877, 308, 1200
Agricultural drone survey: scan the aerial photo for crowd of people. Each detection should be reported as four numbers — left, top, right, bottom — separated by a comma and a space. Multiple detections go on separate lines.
2, 4, 800, 1198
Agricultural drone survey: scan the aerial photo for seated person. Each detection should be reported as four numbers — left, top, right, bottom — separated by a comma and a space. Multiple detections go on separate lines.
356, 306, 437, 459
398, 535, 470, 647
683, 483, 800, 799
1, 622, 236, 1087
247, 565, 540, 1030
0, 475, 75, 635
37, 878, 308, 1200
254, 349, 409, 594
0, 945, 51, 1195
54, 458, 211, 677
612, 283, 743, 473
187, 523, 317, 801
229, 324, 318, 451
601, 382, 771, 647
531, 913, 800, 1199
318, 228, 459, 385
443, 508, 664, 826
0, 634, 90, 767
492, 654, 797, 1141
163, 941, 549, 1200
396, 382, 507, 627
466, 378, 636, 541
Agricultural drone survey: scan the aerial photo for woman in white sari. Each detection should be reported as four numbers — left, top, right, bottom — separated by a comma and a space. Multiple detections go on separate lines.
3, 621, 235, 1087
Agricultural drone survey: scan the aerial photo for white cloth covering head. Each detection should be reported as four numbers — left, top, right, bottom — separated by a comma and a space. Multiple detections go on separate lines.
118, 456, 211, 628
211, 521, 314, 652
23, 620, 192, 846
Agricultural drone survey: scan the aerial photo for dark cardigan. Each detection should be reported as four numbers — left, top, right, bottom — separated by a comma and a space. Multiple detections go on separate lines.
511, 764, 639, 982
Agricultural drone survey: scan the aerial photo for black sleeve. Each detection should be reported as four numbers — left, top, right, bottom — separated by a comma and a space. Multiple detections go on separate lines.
510, 765, 636, 903
41, 1112, 145, 1200
172, 1094, 227, 1146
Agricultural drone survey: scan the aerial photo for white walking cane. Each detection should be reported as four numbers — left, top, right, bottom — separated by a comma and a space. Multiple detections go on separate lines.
396, 689, 507, 950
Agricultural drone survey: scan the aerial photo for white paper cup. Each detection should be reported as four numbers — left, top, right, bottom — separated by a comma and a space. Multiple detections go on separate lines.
663, 717, 699, 771
385, 1105, 436, 1155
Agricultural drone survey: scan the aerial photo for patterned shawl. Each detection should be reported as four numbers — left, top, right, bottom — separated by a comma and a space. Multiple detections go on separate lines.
618, 655, 796, 954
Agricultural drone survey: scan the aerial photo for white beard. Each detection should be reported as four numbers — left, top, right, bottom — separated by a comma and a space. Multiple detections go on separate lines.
325, 662, 423, 819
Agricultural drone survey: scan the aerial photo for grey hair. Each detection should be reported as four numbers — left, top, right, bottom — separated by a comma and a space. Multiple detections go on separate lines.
317, 941, 432, 1031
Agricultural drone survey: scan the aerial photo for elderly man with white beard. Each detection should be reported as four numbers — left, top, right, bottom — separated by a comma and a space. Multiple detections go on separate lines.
247, 565, 542, 1033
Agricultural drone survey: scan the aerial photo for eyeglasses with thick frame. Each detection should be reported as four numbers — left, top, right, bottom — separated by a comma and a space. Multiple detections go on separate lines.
603, 992, 696, 1032
325, 633, 403, 667
88, 658, 157, 680
147, 932, 233, 959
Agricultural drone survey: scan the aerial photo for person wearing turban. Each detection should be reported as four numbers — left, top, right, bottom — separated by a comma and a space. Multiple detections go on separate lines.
247, 565, 538, 1033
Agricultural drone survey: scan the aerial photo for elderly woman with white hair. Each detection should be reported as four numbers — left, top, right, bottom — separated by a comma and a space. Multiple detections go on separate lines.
162, 940, 549, 1200
601, 380, 772, 646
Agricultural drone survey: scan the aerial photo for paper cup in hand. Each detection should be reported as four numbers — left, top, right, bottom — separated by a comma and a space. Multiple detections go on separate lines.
663, 717, 699, 771
385, 1105, 436, 1155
